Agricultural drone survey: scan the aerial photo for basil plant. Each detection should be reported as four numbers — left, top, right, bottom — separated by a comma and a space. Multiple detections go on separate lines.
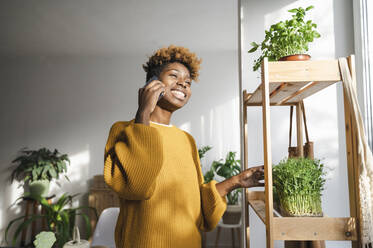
248, 5, 321, 71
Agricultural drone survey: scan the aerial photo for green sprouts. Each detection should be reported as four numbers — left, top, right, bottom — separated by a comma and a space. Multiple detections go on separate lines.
273, 157, 325, 216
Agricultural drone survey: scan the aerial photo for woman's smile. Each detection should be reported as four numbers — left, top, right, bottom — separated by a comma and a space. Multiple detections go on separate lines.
171, 89, 186, 100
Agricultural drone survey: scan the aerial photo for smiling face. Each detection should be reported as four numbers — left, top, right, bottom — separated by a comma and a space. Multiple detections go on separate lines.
156, 62, 192, 112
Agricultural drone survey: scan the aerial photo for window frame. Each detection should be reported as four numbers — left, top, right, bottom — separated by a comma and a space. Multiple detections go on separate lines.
353, 0, 373, 148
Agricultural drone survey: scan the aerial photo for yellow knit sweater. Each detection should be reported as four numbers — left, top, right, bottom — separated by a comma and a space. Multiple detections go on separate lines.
103, 119, 227, 248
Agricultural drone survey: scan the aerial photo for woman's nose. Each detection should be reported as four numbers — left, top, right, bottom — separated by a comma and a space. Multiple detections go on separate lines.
177, 81, 187, 88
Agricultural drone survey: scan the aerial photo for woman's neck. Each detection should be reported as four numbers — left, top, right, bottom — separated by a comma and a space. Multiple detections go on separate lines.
150, 106, 173, 125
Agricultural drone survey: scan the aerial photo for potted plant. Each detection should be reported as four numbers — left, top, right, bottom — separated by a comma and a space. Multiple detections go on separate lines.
272, 157, 325, 217
5, 193, 97, 248
248, 5, 321, 71
205, 151, 242, 224
198, 145, 214, 182
10, 147, 70, 197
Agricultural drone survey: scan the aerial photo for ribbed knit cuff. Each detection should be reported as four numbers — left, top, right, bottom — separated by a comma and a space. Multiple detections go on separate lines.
200, 180, 227, 231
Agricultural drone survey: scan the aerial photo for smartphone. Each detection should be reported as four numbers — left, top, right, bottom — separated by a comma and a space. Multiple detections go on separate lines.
145, 76, 164, 100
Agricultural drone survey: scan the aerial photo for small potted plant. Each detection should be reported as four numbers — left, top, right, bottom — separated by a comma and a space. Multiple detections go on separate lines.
10, 147, 70, 197
205, 151, 242, 224
5, 193, 97, 248
248, 5, 321, 71
272, 157, 325, 217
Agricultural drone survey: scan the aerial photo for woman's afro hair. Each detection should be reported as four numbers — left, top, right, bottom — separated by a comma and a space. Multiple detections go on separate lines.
143, 45, 202, 82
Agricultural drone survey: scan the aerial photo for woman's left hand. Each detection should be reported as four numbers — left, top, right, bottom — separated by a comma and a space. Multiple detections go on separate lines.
237, 165, 265, 188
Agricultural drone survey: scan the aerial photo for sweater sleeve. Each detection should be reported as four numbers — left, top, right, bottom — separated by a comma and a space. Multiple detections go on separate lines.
103, 120, 164, 200
199, 180, 228, 232
183, 131, 227, 232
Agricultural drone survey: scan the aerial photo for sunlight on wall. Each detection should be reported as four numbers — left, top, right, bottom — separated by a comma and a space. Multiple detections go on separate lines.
198, 96, 241, 169
179, 121, 191, 133
7, 183, 24, 211
0, 183, 23, 235
67, 149, 90, 182
49, 148, 90, 208
200, 115, 205, 145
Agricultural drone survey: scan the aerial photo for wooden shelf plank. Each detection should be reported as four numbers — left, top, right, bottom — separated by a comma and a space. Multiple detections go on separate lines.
273, 217, 357, 241
288, 81, 337, 102
245, 81, 336, 106
244, 81, 337, 105
247, 191, 357, 241
270, 82, 309, 104
249, 200, 267, 223
268, 60, 341, 83
247, 191, 278, 224
247, 83, 280, 104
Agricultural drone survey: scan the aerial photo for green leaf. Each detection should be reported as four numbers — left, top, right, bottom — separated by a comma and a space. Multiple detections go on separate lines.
306, 5, 314, 11
12, 215, 45, 245
49, 168, 57, 179
248, 46, 258, 53
76, 213, 92, 237
204, 170, 215, 183
64, 175, 71, 182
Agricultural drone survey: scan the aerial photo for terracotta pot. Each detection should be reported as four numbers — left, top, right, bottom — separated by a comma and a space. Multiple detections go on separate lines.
279, 54, 311, 61
222, 205, 241, 224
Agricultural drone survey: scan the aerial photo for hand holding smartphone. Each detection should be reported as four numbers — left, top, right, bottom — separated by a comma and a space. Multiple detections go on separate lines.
145, 76, 164, 100
135, 76, 165, 125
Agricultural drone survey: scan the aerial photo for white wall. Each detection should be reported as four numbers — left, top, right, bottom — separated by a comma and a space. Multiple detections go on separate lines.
242, 0, 354, 247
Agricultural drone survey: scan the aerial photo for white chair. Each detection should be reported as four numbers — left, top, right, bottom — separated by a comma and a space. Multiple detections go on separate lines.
91, 207, 120, 248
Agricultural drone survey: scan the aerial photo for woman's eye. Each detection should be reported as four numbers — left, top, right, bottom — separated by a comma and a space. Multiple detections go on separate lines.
186, 81, 192, 86
170, 74, 177, 78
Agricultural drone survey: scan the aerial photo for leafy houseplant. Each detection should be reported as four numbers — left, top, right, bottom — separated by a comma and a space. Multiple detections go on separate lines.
211, 151, 242, 205
10, 147, 70, 197
5, 193, 97, 248
198, 146, 214, 183
205, 151, 242, 224
273, 157, 325, 217
248, 5, 321, 71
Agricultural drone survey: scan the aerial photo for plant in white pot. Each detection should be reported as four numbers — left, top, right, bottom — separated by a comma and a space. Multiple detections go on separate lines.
10, 147, 70, 197
204, 151, 242, 224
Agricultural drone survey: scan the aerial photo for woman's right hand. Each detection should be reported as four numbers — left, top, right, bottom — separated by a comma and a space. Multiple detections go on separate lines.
135, 80, 165, 125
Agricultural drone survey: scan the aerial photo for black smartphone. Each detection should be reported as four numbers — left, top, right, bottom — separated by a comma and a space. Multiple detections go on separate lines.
145, 76, 164, 100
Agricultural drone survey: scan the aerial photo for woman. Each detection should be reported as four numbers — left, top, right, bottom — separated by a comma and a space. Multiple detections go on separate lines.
104, 45, 264, 248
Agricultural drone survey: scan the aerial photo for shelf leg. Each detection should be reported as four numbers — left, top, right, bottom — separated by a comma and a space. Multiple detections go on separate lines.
243, 90, 250, 248
261, 57, 274, 248
296, 102, 304, 157
344, 55, 361, 248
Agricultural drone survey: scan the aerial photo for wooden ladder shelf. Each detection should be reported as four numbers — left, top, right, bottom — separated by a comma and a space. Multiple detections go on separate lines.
242, 56, 361, 248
